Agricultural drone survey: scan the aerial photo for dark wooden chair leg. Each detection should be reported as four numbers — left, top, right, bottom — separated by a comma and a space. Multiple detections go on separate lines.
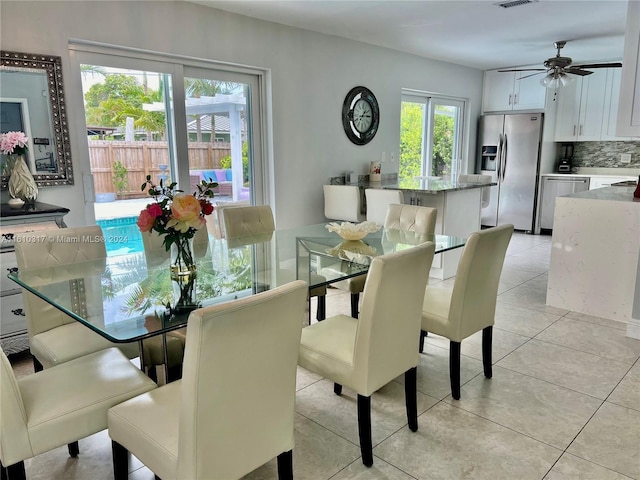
112, 440, 129, 480
155, 476, 161, 480
316, 295, 326, 321
419, 330, 427, 353
357, 394, 373, 467
350, 293, 359, 319
1, 461, 26, 480
482, 326, 493, 379
404, 367, 418, 432
32, 355, 43, 373
276, 450, 293, 480
450, 341, 461, 400
68, 441, 79, 457
334, 383, 343, 395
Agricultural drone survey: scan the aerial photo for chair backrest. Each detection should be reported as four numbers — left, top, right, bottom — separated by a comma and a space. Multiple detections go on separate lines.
211, 200, 251, 238
14, 226, 107, 337
176, 280, 308, 479
352, 242, 435, 396
323, 185, 364, 222
141, 226, 209, 267
458, 174, 492, 209
383, 204, 437, 235
365, 189, 404, 226
449, 224, 513, 340
0, 349, 29, 466
223, 205, 275, 240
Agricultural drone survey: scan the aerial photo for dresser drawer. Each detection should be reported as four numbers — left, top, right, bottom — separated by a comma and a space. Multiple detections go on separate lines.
0, 293, 26, 337
0, 250, 19, 294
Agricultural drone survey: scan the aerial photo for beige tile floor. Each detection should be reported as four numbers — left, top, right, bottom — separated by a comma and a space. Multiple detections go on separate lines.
7, 232, 640, 480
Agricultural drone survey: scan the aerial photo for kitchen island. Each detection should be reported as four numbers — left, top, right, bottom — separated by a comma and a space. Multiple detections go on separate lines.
332, 175, 495, 279
546, 185, 640, 339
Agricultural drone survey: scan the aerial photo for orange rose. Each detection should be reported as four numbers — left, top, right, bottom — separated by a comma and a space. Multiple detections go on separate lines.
167, 193, 205, 232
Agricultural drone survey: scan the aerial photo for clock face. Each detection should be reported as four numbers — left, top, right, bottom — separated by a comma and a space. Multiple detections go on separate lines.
342, 86, 379, 145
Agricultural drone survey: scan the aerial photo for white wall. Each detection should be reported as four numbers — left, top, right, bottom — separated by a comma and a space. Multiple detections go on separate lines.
0, 1, 483, 228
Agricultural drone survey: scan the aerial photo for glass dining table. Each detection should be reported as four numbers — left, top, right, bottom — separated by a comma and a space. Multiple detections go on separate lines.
8, 223, 465, 376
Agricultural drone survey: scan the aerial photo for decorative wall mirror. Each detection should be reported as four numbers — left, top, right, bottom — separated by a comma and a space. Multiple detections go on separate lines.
0, 51, 73, 188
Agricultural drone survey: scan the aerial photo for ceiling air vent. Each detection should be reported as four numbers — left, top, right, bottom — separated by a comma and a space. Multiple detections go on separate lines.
494, 0, 538, 8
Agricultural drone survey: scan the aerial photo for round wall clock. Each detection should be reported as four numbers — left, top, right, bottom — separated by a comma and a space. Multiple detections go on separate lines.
342, 86, 380, 145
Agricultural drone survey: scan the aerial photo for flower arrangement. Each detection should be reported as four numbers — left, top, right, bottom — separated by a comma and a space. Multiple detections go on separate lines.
137, 175, 218, 275
0, 131, 29, 157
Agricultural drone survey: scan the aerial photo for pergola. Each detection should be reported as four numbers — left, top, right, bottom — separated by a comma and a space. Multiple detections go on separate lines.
143, 94, 246, 201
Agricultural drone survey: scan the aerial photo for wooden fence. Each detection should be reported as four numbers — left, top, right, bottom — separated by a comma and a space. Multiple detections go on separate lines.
89, 141, 231, 197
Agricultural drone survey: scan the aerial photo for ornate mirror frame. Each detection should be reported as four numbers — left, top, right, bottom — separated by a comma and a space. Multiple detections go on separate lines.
1, 51, 74, 188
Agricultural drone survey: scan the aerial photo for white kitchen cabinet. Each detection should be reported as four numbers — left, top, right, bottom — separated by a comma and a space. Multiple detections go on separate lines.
588, 175, 637, 189
483, 68, 547, 112
554, 69, 609, 141
616, 0, 640, 138
602, 69, 634, 140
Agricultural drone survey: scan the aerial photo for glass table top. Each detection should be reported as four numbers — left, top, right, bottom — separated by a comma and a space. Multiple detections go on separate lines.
8, 223, 465, 343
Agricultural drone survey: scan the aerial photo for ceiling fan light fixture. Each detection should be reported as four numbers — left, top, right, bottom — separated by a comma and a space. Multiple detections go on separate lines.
540, 71, 574, 89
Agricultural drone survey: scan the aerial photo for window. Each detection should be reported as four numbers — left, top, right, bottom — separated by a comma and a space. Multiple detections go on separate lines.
69, 44, 265, 224
399, 92, 465, 187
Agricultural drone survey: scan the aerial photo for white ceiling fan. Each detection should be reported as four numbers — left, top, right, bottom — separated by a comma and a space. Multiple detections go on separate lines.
499, 40, 622, 88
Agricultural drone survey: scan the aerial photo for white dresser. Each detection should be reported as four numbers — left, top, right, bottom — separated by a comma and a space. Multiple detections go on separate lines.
0, 202, 69, 355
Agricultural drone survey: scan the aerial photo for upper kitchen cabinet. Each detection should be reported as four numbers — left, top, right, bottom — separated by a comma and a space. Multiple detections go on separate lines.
483, 68, 547, 112
603, 69, 634, 140
616, 0, 640, 138
554, 69, 620, 141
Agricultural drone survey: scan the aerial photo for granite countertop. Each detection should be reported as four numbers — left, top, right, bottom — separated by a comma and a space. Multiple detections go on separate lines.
351, 178, 496, 194
562, 186, 640, 203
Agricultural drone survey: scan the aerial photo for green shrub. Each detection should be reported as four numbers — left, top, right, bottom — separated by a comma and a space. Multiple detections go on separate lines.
112, 160, 129, 198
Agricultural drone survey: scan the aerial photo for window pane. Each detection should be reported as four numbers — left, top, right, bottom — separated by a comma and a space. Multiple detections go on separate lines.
399, 100, 425, 188
182, 77, 250, 202
431, 103, 458, 178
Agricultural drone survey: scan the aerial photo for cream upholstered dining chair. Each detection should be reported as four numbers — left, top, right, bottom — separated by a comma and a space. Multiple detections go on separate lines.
323, 185, 365, 222
364, 188, 404, 226
298, 242, 435, 467
420, 224, 513, 400
108, 280, 309, 480
208, 199, 250, 239
0, 347, 157, 479
14, 226, 138, 372
458, 174, 492, 209
223, 205, 328, 320
328, 203, 437, 318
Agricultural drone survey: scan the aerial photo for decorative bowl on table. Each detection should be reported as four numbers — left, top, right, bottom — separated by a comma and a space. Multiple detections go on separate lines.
325, 221, 381, 241
326, 240, 378, 264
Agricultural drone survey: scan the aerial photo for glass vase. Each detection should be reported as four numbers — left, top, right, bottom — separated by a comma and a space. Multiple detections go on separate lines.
171, 272, 198, 313
170, 235, 197, 278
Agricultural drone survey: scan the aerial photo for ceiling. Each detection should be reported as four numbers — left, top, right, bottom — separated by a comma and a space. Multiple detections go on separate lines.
189, 0, 629, 71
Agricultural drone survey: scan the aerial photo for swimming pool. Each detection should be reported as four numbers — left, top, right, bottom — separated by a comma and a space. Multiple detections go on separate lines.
96, 216, 144, 256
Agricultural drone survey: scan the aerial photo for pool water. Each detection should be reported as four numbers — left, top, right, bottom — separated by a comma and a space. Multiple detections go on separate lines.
96, 217, 144, 256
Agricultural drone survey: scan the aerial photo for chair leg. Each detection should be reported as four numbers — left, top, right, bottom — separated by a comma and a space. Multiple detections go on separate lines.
482, 326, 493, 379
277, 450, 293, 480
68, 441, 79, 457
404, 367, 418, 432
112, 440, 129, 480
350, 293, 359, 319
334, 383, 343, 395
357, 394, 373, 467
419, 330, 427, 353
0, 461, 26, 480
450, 341, 461, 400
32, 355, 43, 373
316, 295, 326, 321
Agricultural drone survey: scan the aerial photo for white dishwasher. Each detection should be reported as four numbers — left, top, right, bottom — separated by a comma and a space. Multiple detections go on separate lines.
540, 176, 590, 230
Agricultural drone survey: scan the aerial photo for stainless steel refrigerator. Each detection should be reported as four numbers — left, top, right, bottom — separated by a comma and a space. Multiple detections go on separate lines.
478, 113, 544, 232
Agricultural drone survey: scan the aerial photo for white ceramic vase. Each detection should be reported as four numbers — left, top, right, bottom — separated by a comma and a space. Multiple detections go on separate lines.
8, 155, 38, 203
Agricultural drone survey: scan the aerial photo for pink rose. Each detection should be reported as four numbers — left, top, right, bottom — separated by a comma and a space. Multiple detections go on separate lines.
167, 193, 205, 232
137, 209, 156, 232
147, 203, 163, 218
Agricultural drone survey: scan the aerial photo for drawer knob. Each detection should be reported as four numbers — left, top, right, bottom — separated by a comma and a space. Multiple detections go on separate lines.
11, 308, 25, 316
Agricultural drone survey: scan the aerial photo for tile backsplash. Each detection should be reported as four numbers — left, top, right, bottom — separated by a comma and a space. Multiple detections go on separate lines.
572, 141, 640, 168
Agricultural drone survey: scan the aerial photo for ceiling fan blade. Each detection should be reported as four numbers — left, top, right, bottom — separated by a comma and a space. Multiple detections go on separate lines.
573, 62, 622, 69
498, 68, 546, 73
565, 68, 593, 76
517, 71, 545, 80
